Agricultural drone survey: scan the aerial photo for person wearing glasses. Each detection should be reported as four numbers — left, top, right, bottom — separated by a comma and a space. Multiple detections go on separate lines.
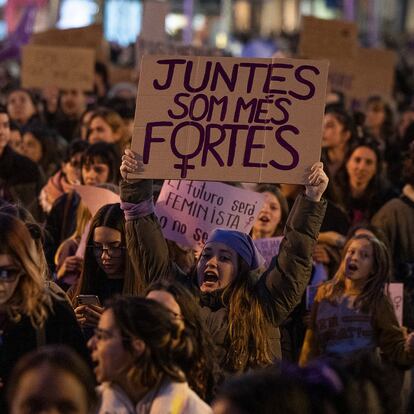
70, 203, 141, 331
0, 212, 89, 412
88, 296, 212, 413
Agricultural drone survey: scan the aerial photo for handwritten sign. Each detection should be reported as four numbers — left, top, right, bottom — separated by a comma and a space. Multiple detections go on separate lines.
253, 237, 283, 268
22, 45, 95, 91
73, 185, 121, 217
388, 283, 403, 326
30, 24, 109, 62
131, 55, 329, 183
155, 180, 264, 248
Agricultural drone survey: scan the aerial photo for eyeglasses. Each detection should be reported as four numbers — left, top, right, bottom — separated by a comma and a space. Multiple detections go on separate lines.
0, 267, 22, 282
91, 244, 126, 258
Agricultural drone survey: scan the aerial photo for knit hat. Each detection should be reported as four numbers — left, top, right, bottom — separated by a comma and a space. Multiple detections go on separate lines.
205, 228, 265, 270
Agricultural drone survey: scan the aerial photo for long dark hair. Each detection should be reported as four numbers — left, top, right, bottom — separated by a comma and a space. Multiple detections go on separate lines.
146, 281, 218, 401
108, 296, 192, 389
221, 257, 273, 372
74, 203, 142, 300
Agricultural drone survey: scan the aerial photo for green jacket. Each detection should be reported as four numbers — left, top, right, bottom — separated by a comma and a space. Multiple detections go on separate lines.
121, 179, 327, 371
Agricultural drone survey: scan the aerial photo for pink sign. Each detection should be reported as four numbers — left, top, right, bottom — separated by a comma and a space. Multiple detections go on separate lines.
155, 180, 264, 248
253, 237, 283, 268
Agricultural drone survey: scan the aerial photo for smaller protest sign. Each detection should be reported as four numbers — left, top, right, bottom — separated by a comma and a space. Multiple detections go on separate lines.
253, 237, 283, 268
21, 45, 95, 91
140, 0, 169, 42
156, 180, 264, 248
299, 16, 358, 59
388, 283, 403, 326
73, 185, 121, 217
30, 24, 109, 62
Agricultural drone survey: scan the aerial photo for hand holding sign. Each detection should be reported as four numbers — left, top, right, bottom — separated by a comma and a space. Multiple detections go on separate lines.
304, 162, 328, 202
120, 149, 145, 182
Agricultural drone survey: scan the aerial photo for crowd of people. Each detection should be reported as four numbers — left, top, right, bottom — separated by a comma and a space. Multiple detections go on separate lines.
0, 47, 414, 414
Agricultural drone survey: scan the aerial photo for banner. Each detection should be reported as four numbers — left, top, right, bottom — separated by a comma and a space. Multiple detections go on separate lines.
156, 180, 264, 248
21, 45, 95, 91
253, 237, 283, 268
131, 55, 329, 183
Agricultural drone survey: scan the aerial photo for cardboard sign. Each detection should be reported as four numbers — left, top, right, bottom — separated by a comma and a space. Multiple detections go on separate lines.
140, 0, 169, 42
30, 24, 109, 62
155, 180, 264, 248
21, 45, 95, 91
73, 185, 121, 217
328, 47, 396, 109
75, 221, 91, 259
388, 283, 403, 326
131, 55, 329, 183
253, 237, 283, 268
299, 16, 358, 59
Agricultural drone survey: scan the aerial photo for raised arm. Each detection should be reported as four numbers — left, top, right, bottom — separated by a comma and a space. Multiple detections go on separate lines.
120, 149, 173, 287
257, 162, 328, 325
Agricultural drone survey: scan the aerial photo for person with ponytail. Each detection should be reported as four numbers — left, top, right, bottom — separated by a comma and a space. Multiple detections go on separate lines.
119, 149, 328, 375
88, 296, 212, 413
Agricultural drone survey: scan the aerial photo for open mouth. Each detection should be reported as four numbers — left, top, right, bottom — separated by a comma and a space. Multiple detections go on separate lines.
259, 216, 270, 223
347, 263, 358, 272
203, 272, 219, 284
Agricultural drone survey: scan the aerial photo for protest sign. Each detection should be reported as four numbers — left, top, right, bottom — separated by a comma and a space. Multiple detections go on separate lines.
21, 45, 95, 91
73, 185, 120, 217
299, 16, 358, 60
253, 237, 283, 268
30, 24, 109, 62
155, 180, 264, 248
131, 55, 329, 183
140, 0, 169, 42
75, 221, 91, 259
388, 283, 403, 326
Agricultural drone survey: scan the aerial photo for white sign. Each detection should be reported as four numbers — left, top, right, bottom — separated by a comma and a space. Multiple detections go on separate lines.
156, 180, 264, 248
73, 185, 121, 217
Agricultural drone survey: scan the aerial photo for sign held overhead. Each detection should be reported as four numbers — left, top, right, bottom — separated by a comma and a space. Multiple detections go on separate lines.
131, 55, 329, 184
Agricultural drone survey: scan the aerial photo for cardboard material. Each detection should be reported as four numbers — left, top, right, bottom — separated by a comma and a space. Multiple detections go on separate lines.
253, 237, 283, 268
140, 0, 169, 42
131, 55, 329, 183
75, 221, 91, 259
73, 185, 120, 217
30, 24, 109, 62
299, 16, 396, 108
155, 180, 264, 248
299, 16, 358, 59
388, 283, 403, 326
21, 45, 95, 91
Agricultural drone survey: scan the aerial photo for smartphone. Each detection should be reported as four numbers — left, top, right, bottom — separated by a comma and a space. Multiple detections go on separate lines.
76, 295, 101, 306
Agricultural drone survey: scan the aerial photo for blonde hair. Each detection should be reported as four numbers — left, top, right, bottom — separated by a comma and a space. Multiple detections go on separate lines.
54, 202, 92, 265
0, 213, 52, 327
323, 234, 391, 312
